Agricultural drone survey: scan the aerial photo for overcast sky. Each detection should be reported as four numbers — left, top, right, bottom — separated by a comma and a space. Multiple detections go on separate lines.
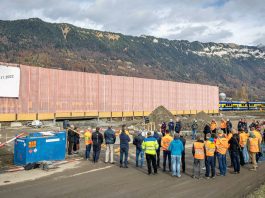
1, 0, 265, 45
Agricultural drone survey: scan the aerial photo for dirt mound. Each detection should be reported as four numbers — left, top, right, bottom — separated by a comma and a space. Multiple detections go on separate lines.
148, 106, 175, 130
190, 111, 212, 122
183, 111, 212, 131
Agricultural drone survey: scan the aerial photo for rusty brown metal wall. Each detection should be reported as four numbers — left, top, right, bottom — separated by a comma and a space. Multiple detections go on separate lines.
0, 64, 219, 114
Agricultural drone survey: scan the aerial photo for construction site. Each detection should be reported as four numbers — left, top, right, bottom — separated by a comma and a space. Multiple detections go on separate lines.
0, 62, 265, 198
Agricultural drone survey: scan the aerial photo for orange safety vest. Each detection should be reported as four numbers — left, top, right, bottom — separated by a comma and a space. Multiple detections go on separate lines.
84, 132, 92, 145
161, 134, 173, 151
227, 133, 233, 141
194, 142, 205, 159
205, 140, 215, 157
249, 137, 259, 153
220, 121, 227, 129
210, 122, 217, 131
253, 130, 262, 144
239, 133, 248, 147
216, 137, 229, 155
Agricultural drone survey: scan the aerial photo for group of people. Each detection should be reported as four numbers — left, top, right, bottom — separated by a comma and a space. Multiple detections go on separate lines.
67, 118, 265, 179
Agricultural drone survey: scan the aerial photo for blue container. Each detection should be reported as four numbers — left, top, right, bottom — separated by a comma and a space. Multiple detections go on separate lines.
14, 131, 66, 165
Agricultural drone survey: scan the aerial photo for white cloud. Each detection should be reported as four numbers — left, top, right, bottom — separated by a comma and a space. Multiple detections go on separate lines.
0, 0, 265, 45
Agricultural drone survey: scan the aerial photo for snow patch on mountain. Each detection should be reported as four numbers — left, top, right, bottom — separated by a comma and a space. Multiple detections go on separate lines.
190, 45, 265, 59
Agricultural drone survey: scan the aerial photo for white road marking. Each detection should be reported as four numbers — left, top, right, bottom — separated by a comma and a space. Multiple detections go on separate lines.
69, 166, 113, 178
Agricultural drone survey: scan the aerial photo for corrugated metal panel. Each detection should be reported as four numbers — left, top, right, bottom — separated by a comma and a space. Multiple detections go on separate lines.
0, 63, 219, 117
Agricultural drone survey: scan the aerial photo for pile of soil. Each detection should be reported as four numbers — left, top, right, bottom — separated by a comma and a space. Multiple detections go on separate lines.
148, 106, 175, 130
183, 111, 212, 132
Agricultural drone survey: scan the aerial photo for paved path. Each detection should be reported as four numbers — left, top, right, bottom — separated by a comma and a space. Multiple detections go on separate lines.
0, 142, 265, 198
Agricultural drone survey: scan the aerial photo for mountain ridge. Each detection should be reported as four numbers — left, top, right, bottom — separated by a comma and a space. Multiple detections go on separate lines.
0, 18, 264, 100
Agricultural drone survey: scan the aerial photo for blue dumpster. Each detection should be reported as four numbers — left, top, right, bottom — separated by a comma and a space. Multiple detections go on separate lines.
14, 131, 66, 166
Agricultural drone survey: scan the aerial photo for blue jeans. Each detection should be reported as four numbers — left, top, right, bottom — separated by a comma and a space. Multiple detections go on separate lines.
85, 144, 92, 159
136, 148, 144, 167
205, 156, 215, 177
171, 155, 181, 176
217, 153, 227, 176
243, 146, 249, 163
231, 151, 240, 173
192, 129, 197, 140
120, 147, 129, 166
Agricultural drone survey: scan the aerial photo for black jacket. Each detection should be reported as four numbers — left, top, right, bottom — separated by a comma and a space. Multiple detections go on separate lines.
203, 125, 211, 134
67, 129, 75, 143
175, 121, 182, 133
228, 134, 240, 153
153, 132, 162, 148
133, 134, 145, 150
92, 131, 104, 146
180, 136, 186, 154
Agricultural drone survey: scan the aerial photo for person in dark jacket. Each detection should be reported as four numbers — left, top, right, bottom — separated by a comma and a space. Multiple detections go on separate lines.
238, 119, 243, 131
180, 132, 186, 173
175, 117, 182, 134
191, 119, 198, 140
226, 119, 232, 135
153, 131, 162, 168
133, 131, 145, 167
228, 129, 241, 174
203, 123, 211, 141
120, 125, 131, 168
67, 125, 75, 155
92, 127, 104, 163
242, 119, 248, 132
161, 122, 167, 137
104, 126, 116, 164
168, 119, 175, 134
249, 120, 256, 130
73, 127, 80, 154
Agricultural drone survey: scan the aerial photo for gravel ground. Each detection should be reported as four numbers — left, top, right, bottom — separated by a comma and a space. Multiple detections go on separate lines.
248, 183, 265, 198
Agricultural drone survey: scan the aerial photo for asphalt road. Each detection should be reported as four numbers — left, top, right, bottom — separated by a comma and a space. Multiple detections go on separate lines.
0, 145, 265, 198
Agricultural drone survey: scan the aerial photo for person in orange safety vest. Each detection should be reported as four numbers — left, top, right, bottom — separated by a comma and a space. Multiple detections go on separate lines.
192, 134, 205, 179
216, 130, 229, 176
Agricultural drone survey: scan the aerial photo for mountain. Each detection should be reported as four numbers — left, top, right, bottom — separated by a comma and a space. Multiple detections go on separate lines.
0, 18, 265, 100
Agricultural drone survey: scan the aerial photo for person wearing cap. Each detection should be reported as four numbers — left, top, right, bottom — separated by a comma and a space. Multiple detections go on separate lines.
205, 133, 216, 179
104, 126, 116, 164
119, 125, 131, 168
216, 130, 229, 176
247, 132, 261, 171
220, 118, 227, 134
153, 130, 162, 168
92, 127, 104, 163
239, 129, 249, 165
191, 119, 198, 140
192, 134, 205, 179
168, 133, 183, 177
228, 129, 241, 174
142, 131, 159, 175
226, 119, 233, 135
161, 130, 173, 172
84, 128, 92, 160
210, 119, 217, 134
133, 131, 145, 167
